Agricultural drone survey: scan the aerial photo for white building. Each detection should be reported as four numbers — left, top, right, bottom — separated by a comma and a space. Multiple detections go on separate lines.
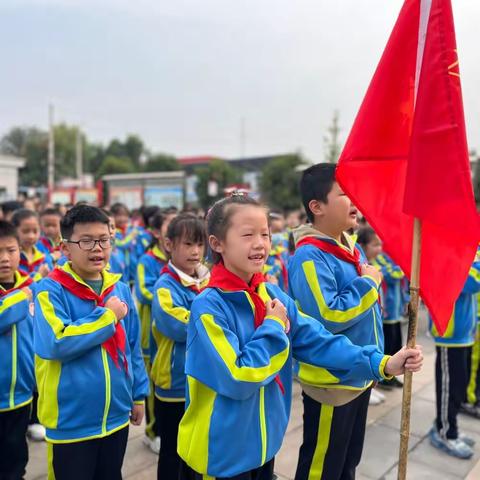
0, 155, 26, 201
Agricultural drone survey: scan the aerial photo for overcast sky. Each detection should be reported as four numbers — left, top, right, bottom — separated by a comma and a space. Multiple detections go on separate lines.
1, 0, 479, 162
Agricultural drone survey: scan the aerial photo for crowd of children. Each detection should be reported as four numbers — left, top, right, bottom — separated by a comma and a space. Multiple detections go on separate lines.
14, 159, 480, 478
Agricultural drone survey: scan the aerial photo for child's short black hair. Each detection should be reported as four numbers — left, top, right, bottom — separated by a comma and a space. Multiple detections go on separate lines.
141, 205, 160, 227
0, 220, 19, 242
11, 209, 38, 228
1, 201, 23, 217
40, 208, 62, 218
300, 163, 337, 222
166, 213, 206, 245
60, 205, 110, 240
357, 226, 377, 248
110, 203, 129, 216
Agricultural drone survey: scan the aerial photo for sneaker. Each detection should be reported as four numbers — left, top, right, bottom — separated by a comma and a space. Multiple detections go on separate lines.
429, 427, 473, 459
27, 423, 46, 442
459, 432, 475, 448
142, 435, 160, 455
460, 402, 480, 419
369, 390, 382, 406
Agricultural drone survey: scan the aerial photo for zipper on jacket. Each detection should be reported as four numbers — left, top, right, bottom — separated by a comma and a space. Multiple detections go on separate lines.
101, 348, 111, 434
259, 387, 267, 465
9, 325, 17, 409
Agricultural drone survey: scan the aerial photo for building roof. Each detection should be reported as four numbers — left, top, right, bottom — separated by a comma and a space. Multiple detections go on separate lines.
0, 154, 26, 168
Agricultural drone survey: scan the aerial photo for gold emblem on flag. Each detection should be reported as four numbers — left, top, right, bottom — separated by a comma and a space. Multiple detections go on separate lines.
447, 50, 460, 78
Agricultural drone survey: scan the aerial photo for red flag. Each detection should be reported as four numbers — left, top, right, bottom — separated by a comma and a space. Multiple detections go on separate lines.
336, 0, 480, 335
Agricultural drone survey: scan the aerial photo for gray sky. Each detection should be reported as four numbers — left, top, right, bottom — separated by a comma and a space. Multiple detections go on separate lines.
1, 0, 479, 162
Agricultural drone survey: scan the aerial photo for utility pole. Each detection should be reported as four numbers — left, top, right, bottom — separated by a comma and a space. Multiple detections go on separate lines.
76, 127, 83, 181
47, 104, 55, 197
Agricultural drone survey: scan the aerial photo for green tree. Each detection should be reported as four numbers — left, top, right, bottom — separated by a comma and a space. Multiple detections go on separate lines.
124, 134, 145, 168
0, 127, 48, 186
323, 110, 342, 163
143, 153, 180, 172
259, 154, 305, 211
195, 159, 242, 209
84, 142, 106, 176
54, 123, 85, 180
104, 134, 145, 169
97, 155, 136, 177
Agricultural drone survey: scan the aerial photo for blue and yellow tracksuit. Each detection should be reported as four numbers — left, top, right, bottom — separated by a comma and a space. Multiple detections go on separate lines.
265, 243, 289, 293
108, 249, 127, 280
34, 262, 149, 443
151, 264, 210, 401
373, 253, 405, 323
177, 282, 391, 477
115, 227, 136, 283
430, 261, 480, 347
20, 247, 54, 281
0, 273, 36, 412
135, 245, 168, 359
288, 227, 384, 382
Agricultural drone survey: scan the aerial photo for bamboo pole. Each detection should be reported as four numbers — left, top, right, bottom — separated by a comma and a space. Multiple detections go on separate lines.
397, 218, 422, 480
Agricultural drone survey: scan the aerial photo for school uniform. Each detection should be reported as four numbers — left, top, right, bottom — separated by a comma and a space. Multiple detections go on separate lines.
430, 261, 480, 439
34, 262, 149, 479
178, 263, 391, 479
134, 245, 168, 441
115, 226, 137, 283
19, 246, 54, 281
151, 262, 210, 479
37, 236, 61, 258
373, 253, 405, 355
288, 225, 384, 480
0, 272, 35, 479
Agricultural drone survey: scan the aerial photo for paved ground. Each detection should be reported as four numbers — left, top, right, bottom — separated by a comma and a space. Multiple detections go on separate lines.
26, 309, 480, 479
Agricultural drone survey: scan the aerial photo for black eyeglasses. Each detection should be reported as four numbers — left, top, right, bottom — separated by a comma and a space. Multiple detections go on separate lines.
64, 238, 114, 251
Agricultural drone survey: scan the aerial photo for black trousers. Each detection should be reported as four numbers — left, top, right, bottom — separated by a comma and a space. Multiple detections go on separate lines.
295, 389, 371, 480
29, 391, 39, 425
383, 322, 403, 356
0, 404, 30, 480
49, 426, 129, 480
435, 346, 469, 439
155, 398, 185, 479
465, 325, 480, 405
179, 458, 274, 480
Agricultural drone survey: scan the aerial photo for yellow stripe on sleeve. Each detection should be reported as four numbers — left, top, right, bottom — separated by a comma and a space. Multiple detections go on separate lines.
38, 291, 116, 339
200, 313, 289, 383
302, 260, 378, 323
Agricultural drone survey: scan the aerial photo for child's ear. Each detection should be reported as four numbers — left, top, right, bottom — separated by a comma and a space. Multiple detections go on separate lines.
60, 241, 71, 260
209, 235, 223, 255
308, 199, 325, 218
164, 237, 173, 253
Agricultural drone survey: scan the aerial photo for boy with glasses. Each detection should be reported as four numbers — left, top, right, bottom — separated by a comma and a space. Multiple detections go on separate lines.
34, 204, 148, 480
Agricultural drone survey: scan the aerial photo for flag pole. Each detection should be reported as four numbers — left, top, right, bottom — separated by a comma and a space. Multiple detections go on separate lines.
397, 218, 422, 480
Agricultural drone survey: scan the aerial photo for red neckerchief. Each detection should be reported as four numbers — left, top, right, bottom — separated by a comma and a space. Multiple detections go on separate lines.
160, 264, 202, 294
0, 273, 33, 297
297, 237, 362, 275
20, 252, 46, 273
274, 252, 289, 291
49, 268, 128, 373
117, 226, 128, 237
207, 262, 285, 394
40, 236, 60, 253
